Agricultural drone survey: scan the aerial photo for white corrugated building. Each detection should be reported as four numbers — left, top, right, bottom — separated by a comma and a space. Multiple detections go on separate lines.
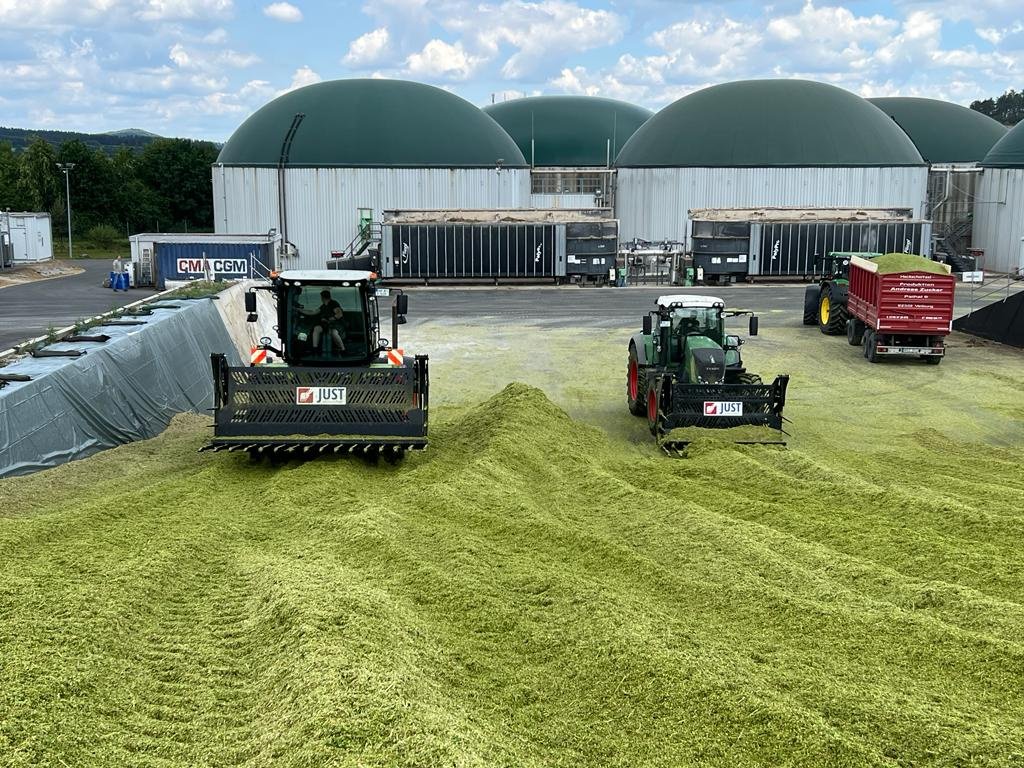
971, 121, 1024, 275
213, 79, 530, 270
614, 80, 929, 245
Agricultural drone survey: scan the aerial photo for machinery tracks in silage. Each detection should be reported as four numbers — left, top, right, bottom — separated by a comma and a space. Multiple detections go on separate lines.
113, 551, 261, 766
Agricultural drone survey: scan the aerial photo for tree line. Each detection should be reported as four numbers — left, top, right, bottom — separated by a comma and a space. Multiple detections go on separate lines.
970, 89, 1023, 126
0, 137, 219, 244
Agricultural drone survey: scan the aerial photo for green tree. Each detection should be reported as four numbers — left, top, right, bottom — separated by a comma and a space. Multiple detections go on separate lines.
971, 90, 1024, 126
16, 137, 59, 212
0, 142, 29, 210
54, 141, 118, 235
136, 138, 218, 231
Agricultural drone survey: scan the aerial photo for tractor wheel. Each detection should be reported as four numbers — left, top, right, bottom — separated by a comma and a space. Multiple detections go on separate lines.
846, 318, 865, 346
646, 379, 662, 436
627, 345, 648, 416
818, 285, 847, 336
736, 372, 763, 385
802, 285, 819, 325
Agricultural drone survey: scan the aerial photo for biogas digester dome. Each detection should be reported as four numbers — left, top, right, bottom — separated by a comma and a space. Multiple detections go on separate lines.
614, 80, 929, 244
483, 96, 652, 168
868, 97, 1008, 165
973, 121, 1024, 273
214, 79, 530, 269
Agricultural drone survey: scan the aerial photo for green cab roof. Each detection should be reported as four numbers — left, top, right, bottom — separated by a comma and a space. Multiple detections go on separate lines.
218, 79, 527, 168
982, 120, 1024, 168
868, 97, 1008, 164
483, 96, 652, 167
616, 79, 925, 168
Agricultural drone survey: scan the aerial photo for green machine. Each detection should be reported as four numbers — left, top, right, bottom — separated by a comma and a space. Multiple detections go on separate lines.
802, 251, 882, 334
626, 295, 790, 451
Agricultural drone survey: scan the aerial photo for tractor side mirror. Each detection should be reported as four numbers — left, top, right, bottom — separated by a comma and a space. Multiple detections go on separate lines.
396, 293, 409, 316
642, 315, 652, 335
749, 316, 759, 336
244, 291, 257, 313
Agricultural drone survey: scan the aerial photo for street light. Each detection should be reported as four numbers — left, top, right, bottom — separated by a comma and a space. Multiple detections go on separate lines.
55, 162, 75, 260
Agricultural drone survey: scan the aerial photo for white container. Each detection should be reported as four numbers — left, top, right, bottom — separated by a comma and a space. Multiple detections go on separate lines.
3, 212, 53, 263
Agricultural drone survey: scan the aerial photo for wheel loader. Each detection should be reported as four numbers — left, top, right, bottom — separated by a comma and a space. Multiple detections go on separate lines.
202, 269, 428, 460
627, 295, 789, 454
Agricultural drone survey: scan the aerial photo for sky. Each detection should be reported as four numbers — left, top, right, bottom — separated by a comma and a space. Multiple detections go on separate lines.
0, 0, 1020, 142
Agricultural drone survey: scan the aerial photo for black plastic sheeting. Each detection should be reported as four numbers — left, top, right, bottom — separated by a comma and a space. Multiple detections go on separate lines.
953, 290, 1024, 348
0, 300, 241, 478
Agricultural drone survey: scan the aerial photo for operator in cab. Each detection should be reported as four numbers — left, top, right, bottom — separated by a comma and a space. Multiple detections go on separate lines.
299, 289, 347, 353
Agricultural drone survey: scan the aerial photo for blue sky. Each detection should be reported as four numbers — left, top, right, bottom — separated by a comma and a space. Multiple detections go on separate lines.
0, 0, 1020, 142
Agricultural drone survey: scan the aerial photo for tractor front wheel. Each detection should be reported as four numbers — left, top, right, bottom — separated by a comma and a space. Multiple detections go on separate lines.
818, 285, 847, 335
627, 345, 648, 416
646, 380, 662, 436
736, 372, 763, 385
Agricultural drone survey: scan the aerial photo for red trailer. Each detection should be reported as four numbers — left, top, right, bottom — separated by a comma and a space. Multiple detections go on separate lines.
845, 255, 955, 364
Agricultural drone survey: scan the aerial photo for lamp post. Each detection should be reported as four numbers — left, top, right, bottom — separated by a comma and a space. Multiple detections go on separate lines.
55, 162, 75, 259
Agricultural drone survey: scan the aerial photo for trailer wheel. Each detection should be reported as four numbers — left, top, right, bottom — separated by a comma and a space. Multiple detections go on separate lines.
846, 318, 864, 346
923, 355, 942, 365
864, 330, 879, 363
627, 345, 648, 416
802, 285, 819, 325
818, 285, 847, 335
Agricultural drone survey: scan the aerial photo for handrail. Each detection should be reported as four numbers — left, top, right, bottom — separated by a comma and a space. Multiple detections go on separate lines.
964, 267, 1024, 315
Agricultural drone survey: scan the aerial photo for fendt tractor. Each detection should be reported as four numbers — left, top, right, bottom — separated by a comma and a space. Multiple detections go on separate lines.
203, 269, 428, 460
804, 251, 956, 364
627, 295, 790, 453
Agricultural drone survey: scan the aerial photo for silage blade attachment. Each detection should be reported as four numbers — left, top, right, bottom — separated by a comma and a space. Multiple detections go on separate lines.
657, 375, 790, 454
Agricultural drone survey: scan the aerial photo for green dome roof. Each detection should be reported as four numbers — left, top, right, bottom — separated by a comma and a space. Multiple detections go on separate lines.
616, 79, 924, 168
483, 96, 652, 167
982, 120, 1024, 168
868, 97, 1008, 164
218, 79, 527, 168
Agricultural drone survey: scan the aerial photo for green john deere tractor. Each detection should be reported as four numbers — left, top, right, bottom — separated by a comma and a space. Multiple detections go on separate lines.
803, 251, 881, 334
627, 295, 790, 453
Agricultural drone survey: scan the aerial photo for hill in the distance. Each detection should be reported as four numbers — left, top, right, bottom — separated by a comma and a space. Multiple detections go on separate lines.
0, 126, 180, 155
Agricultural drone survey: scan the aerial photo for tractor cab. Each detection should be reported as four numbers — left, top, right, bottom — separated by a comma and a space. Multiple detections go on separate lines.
649, 295, 757, 379
245, 270, 409, 368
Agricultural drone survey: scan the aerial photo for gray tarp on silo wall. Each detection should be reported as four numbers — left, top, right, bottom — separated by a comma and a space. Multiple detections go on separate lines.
0, 299, 241, 479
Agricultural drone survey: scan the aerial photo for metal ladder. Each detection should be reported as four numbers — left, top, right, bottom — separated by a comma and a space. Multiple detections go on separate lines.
139, 247, 154, 286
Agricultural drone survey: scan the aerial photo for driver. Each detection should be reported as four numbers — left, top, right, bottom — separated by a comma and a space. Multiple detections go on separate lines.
299, 290, 346, 352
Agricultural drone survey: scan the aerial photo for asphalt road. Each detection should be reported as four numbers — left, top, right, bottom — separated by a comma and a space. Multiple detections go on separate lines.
408, 280, 1024, 328
0, 260, 159, 350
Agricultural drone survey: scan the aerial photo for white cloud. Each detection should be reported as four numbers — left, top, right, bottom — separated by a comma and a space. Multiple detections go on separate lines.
405, 39, 482, 80
135, 0, 233, 22
343, 27, 391, 67
168, 43, 259, 71
263, 2, 301, 23
277, 65, 321, 94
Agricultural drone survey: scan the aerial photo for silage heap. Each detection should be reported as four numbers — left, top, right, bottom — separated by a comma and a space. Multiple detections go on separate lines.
1, 383, 1023, 767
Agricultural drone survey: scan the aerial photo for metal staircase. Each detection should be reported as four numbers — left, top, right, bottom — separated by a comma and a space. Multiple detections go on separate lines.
329, 222, 383, 271
932, 217, 975, 273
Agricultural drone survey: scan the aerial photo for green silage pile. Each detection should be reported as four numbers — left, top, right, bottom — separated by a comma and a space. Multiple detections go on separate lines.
872, 252, 951, 275
2, 374, 1024, 766
661, 424, 786, 446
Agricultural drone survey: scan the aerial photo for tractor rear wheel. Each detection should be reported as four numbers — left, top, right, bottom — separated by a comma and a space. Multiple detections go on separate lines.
818, 285, 847, 335
627, 345, 648, 416
802, 285, 819, 325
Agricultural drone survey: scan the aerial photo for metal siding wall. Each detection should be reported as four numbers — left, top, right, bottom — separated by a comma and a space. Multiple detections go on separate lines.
615, 166, 929, 244
973, 169, 1024, 274
215, 167, 531, 271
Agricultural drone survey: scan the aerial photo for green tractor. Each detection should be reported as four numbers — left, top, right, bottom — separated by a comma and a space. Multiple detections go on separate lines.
627, 295, 790, 453
803, 251, 881, 334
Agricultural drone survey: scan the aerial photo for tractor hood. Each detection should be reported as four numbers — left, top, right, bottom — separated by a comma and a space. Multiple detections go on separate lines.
686, 336, 727, 384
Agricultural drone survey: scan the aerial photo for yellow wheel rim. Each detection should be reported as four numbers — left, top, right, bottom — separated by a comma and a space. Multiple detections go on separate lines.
820, 295, 830, 324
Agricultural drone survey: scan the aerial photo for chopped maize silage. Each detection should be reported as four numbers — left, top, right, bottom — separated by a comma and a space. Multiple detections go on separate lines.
1, 318, 1023, 767
871, 253, 951, 275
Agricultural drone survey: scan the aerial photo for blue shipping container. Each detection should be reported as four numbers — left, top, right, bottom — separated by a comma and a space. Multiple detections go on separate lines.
155, 241, 274, 289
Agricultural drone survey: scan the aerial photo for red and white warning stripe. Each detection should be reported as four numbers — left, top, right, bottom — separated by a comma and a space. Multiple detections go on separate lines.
250, 346, 267, 366
386, 348, 404, 366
